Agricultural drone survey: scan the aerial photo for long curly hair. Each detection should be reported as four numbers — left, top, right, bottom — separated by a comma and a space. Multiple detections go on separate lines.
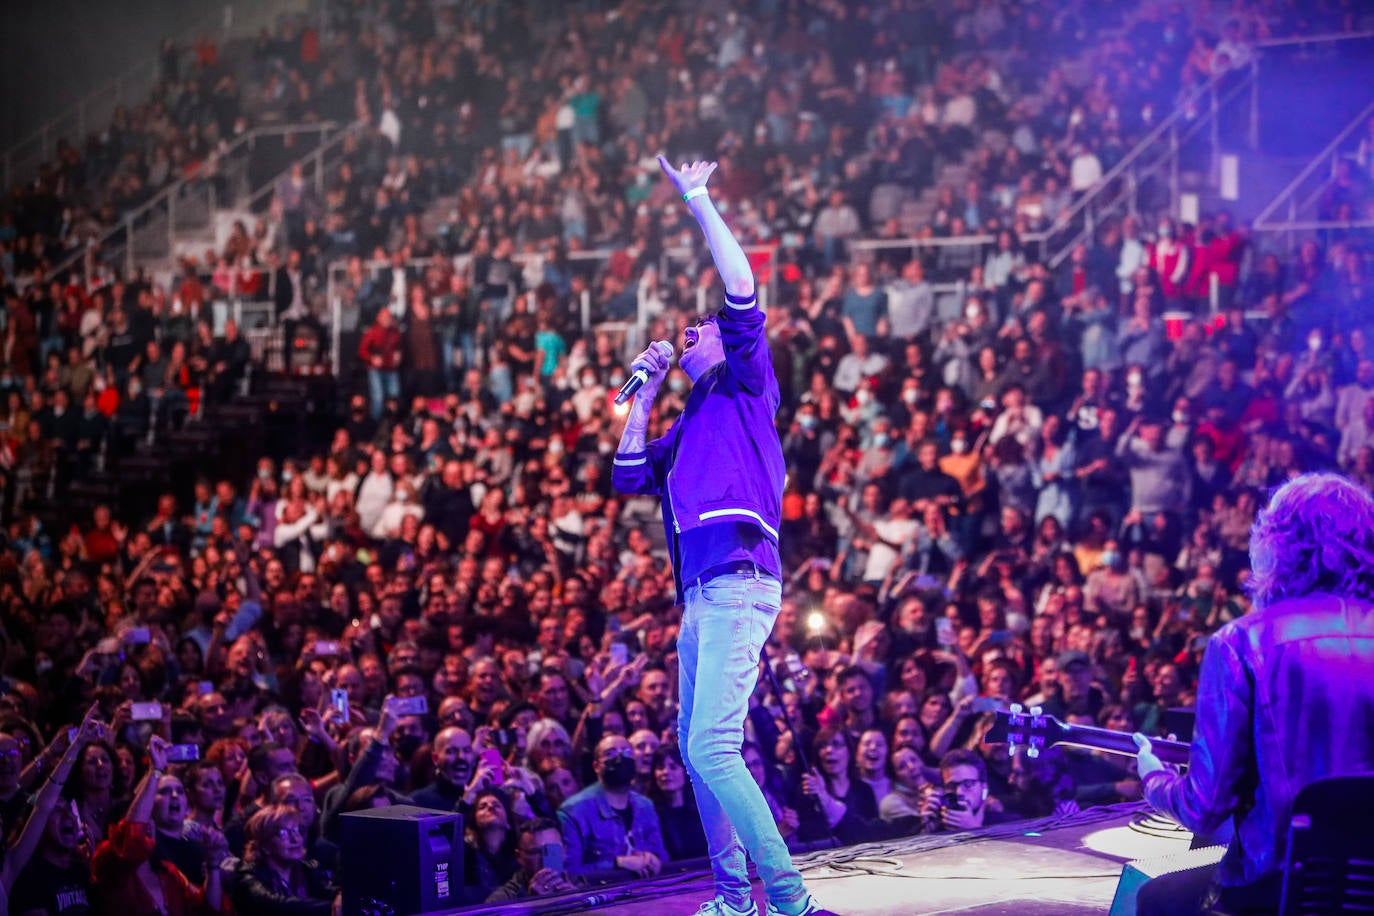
1247, 473, 1374, 610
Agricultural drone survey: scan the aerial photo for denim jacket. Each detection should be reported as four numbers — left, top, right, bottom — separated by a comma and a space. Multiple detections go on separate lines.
557, 783, 669, 876
1143, 592, 1374, 887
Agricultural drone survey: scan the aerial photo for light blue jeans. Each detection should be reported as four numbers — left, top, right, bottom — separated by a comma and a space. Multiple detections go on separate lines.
367, 369, 400, 420
679, 570, 808, 913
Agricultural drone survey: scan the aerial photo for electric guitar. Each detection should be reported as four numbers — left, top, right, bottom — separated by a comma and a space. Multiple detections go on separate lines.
985, 704, 1192, 766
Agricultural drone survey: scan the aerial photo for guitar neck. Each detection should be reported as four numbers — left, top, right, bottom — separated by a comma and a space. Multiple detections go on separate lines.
1059, 722, 1191, 766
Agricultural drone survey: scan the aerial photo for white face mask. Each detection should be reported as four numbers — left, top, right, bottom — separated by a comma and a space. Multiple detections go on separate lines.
901, 389, 919, 405
855, 389, 872, 405
950, 439, 969, 455
1172, 410, 1188, 424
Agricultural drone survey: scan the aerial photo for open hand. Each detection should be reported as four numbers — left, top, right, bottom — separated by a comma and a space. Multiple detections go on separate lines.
299, 708, 329, 742
657, 156, 717, 197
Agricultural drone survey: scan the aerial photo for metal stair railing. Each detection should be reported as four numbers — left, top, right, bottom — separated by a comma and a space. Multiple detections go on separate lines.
1252, 98, 1374, 253
236, 119, 365, 220
1039, 64, 1259, 271
49, 121, 344, 283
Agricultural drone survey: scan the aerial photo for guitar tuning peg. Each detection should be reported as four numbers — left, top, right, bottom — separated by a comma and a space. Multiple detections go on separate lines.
1026, 746, 1040, 759
1030, 706, 1043, 717
1009, 703, 1023, 714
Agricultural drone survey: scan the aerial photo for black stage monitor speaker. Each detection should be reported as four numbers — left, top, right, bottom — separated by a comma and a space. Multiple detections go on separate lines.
340, 804, 463, 916
1108, 844, 1226, 915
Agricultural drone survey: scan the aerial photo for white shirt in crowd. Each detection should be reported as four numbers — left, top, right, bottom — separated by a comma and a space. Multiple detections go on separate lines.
1070, 148, 1104, 192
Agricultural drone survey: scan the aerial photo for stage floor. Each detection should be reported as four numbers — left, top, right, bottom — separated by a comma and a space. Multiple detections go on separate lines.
458, 803, 1199, 916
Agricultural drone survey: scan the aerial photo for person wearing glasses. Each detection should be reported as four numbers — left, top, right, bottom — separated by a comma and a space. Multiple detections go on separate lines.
610, 157, 835, 916
485, 818, 578, 902
925, 749, 1016, 832
233, 804, 338, 914
556, 735, 668, 879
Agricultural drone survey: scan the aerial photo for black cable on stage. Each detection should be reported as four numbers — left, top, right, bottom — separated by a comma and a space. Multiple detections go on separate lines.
792, 800, 1154, 871
456, 802, 1160, 915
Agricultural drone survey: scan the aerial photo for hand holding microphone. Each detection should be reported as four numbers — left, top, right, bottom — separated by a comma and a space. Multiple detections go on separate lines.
615, 340, 674, 404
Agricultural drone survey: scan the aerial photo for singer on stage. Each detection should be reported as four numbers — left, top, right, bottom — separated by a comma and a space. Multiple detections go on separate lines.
610, 157, 833, 916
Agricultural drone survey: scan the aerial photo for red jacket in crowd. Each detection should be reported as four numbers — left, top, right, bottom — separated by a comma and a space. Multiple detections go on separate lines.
1150, 238, 1191, 301
1207, 229, 1245, 290
358, 321, 403, 370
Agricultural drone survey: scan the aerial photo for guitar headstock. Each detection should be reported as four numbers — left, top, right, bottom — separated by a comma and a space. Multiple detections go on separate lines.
985, 704, 1069, 758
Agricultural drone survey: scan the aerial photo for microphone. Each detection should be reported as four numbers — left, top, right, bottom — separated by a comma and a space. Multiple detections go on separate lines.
613, 341, 674, 405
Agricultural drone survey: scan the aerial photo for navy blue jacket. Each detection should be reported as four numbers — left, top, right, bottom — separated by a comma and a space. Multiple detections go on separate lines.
611, 299, 783, 596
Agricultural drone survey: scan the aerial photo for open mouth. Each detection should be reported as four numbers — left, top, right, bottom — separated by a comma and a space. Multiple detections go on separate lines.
683, 330, 698, 351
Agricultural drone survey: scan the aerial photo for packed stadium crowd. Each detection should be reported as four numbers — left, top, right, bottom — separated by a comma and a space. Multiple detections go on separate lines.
0, 0, 1372, 913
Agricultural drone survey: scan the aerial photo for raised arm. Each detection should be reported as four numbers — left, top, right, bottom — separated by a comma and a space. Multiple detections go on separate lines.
126, 737, 171, 826
6, 707, 102, 887
657, 156, 755, 302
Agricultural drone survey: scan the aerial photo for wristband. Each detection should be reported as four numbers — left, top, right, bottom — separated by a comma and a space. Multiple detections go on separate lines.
682, 187, 710, 203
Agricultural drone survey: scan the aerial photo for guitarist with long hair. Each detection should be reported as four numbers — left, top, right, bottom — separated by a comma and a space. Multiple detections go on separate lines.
1132, 473, 1374, 915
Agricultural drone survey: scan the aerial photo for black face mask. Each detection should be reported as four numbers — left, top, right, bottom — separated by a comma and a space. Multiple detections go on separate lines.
600, 756, 636, 790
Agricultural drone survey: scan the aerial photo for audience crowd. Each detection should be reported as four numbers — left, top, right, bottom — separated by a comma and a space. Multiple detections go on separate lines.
0, 0, 1372, 913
